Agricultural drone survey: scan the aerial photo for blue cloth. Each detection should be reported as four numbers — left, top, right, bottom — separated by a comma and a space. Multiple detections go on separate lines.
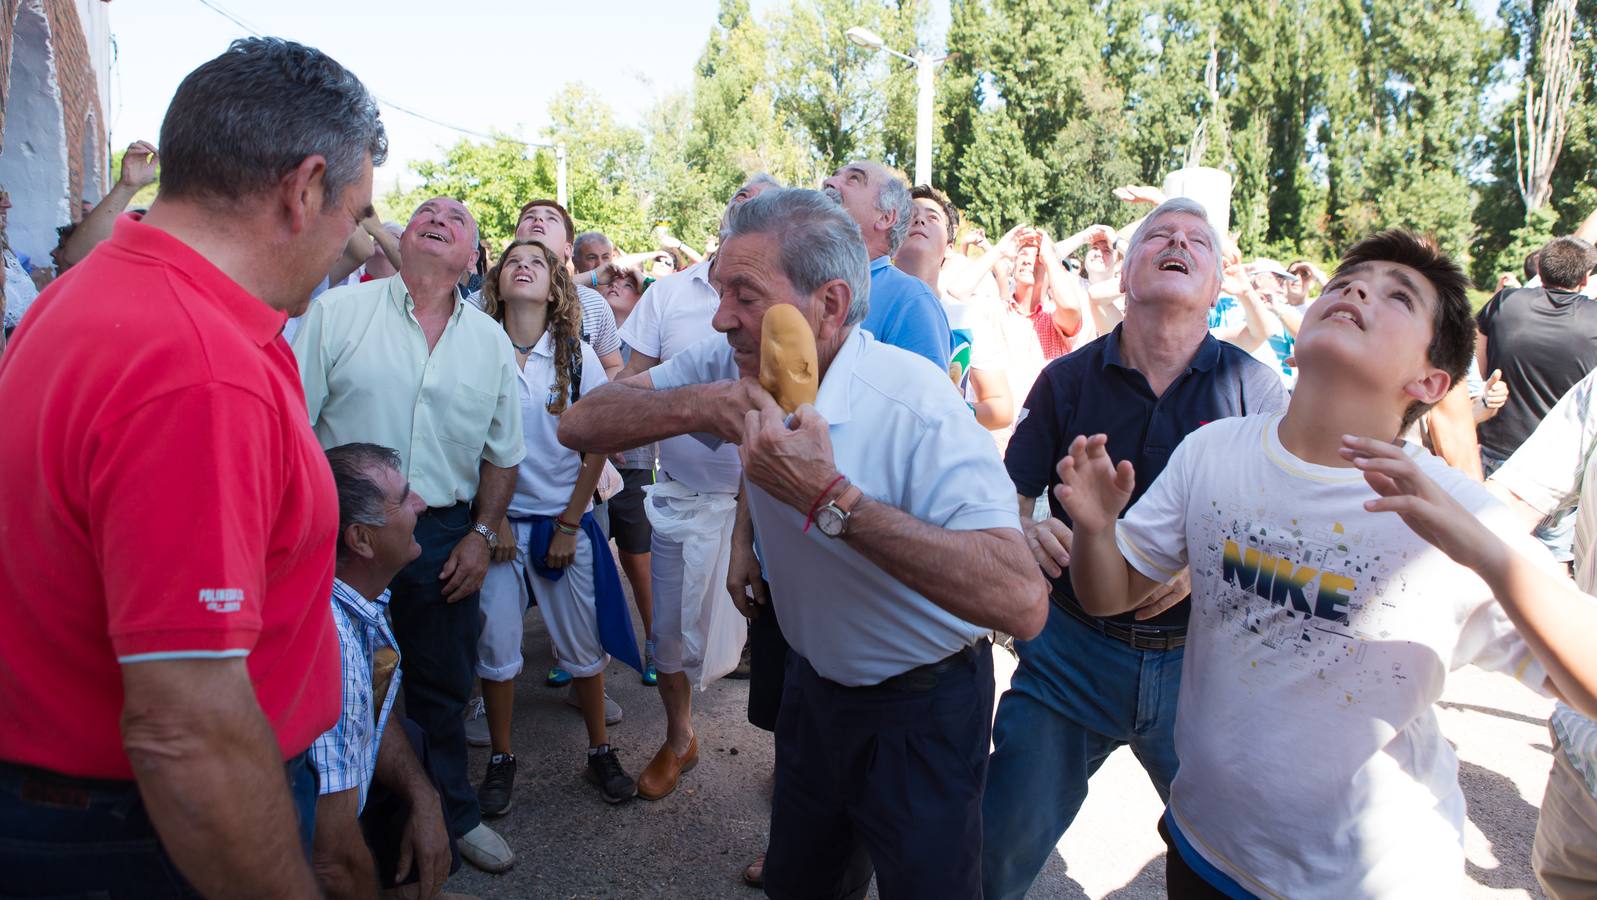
1004, 325, 1288, 627
1162, 810, 1259, 899
861, 255, 952, 371
764, 648, 993, 899
522, 511, 642, 674
310, 579, 401, 812
981, 605, 1184, 900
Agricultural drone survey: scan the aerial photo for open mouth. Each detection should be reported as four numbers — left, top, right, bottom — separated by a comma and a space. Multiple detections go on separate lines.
1155, 254, 1190, 275
512, 273, 533, 284
1321, 302, 1364, 329
421, 230, 449, 244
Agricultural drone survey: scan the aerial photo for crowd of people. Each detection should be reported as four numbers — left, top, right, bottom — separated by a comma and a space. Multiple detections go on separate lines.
4, 35, 1597, 900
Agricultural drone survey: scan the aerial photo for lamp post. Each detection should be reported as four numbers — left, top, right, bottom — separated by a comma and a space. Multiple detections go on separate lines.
845, 26, 946, 187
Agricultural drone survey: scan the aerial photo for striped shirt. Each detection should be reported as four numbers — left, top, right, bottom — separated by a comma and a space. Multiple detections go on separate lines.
309, 578, 402, 811
1491, 368, 1597, 796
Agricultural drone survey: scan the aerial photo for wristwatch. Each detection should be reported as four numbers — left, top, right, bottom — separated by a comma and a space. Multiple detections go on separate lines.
814, 484, 864, 538
471, 522, 500, 549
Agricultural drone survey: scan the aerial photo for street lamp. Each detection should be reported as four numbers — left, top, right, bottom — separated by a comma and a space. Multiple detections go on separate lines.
846, 26, 947, 187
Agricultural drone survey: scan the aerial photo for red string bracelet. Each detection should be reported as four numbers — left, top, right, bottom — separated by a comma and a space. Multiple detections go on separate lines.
804, 474, 847, 534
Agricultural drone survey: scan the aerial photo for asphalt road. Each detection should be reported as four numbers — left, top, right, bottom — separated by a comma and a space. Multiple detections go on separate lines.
440, 596, 1558, 899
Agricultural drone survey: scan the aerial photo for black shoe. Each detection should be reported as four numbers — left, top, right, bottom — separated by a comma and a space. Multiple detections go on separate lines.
478, 753, 516, 818
584, 746, 637, 804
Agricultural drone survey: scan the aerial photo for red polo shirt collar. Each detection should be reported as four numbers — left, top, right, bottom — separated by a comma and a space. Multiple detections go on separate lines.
111, 212, 289, 347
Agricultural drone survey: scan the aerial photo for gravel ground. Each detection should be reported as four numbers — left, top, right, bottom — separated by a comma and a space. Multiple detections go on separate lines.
438, 584, 1558, 899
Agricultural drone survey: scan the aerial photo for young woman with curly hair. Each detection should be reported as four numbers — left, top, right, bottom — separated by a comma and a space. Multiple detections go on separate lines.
472, 239, 641, 811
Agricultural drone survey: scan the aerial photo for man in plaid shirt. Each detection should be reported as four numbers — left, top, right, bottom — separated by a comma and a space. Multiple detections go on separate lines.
311, 444, 460, 897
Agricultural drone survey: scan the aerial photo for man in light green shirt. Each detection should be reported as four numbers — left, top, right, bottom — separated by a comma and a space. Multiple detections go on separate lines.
292, 196, 524, 875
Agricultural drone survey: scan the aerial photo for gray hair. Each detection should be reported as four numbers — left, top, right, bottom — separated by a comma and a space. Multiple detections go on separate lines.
741, 172, 783, 195
720, 188, 871, 326
876, 170, 913, 255
573, 230, 613, 258
159, 37, 387, 205
326, 443, 402, 560
1127, 197, 1224, 258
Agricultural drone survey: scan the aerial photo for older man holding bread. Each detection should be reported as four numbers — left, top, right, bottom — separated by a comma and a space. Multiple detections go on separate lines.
558, 187, 1047, 900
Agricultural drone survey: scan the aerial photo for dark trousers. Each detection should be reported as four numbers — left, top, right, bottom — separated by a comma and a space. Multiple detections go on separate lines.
763, 649, 994, 900
388, 502, 482, 839
1158, 816, 1236, 899
747, 602, 791, 733
0, 753, 316, 898
361, 719, 462, 887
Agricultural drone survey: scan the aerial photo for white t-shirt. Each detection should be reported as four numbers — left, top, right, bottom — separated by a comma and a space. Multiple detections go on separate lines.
507, 331, 608, 518
1492, 369, 1597, 797
651, 327, 1019, 685
1116, 413, 1554, 899
618, 260, 742, 495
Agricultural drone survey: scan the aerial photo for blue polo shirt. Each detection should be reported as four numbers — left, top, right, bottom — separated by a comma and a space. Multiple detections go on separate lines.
861, 255, 952, 371
1005, 325, 1288, 627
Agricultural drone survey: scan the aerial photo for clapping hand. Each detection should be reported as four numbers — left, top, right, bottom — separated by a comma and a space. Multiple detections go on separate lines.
1053, 434, 1135, 535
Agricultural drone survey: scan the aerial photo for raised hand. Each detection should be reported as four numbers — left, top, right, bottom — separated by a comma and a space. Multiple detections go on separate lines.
1482, 369, 1509, 411
1053, 434, 1135, 535
119, 141, 160, 188
1339, 434, 1499, 572
1113, 185, 1166, 206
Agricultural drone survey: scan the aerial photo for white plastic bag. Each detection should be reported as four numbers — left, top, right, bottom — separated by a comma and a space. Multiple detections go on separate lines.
644, 480, 745, 690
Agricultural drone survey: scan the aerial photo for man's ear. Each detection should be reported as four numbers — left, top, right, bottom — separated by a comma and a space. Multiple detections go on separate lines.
813, 278, 852, 342
279, 155, 329, 235
1402, 367, 1452, 408
343, 522, 378, 562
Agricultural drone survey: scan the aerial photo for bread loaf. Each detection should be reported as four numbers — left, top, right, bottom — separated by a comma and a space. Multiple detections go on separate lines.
759, 304, 819, 414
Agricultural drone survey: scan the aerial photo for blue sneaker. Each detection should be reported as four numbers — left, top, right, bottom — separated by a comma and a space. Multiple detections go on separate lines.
546, 666, 573, 687
641, 639, 658, 686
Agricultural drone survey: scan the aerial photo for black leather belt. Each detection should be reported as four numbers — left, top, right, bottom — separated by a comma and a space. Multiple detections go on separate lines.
1060, 600, 1186, 651
867, 639, 991, 693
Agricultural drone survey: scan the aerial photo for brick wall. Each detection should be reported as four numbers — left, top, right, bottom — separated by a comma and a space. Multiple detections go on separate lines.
0, 0, 107, 219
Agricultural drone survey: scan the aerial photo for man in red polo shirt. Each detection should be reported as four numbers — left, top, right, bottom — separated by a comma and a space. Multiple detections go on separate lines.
0, 38, 387, 897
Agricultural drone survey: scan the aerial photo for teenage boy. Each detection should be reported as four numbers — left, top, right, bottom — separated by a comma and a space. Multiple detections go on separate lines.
1057, 229, 1597, 898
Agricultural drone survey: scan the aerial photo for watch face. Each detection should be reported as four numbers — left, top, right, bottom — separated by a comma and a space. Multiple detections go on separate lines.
815, 505, 845, 537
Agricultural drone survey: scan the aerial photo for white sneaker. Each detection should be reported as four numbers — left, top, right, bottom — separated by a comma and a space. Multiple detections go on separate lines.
464, 696, 490, 747
564, 686, 623, 725
458, 822, 515, 873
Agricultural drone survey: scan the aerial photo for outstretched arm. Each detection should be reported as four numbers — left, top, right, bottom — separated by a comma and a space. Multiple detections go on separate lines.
1343, 435, 1597, 717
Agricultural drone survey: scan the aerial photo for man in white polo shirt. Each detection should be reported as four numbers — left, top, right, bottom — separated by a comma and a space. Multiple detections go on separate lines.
614, 174, 778, 801
1489, 369, 1597, 899
558, 188, 1048, 899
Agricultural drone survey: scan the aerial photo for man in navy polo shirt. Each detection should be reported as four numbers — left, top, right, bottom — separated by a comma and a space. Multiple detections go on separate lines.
982, 198, 1288, 900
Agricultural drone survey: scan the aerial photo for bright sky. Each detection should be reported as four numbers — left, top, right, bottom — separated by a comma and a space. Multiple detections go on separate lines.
108, 1, 953, 197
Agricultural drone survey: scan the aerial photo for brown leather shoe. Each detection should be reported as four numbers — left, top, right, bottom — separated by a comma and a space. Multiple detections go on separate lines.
636, 736, 698, 800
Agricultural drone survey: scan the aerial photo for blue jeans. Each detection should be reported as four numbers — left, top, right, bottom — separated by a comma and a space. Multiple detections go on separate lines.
981, 604, 1184, 900
0, 753, 316, 898
388, 503, 482, 840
